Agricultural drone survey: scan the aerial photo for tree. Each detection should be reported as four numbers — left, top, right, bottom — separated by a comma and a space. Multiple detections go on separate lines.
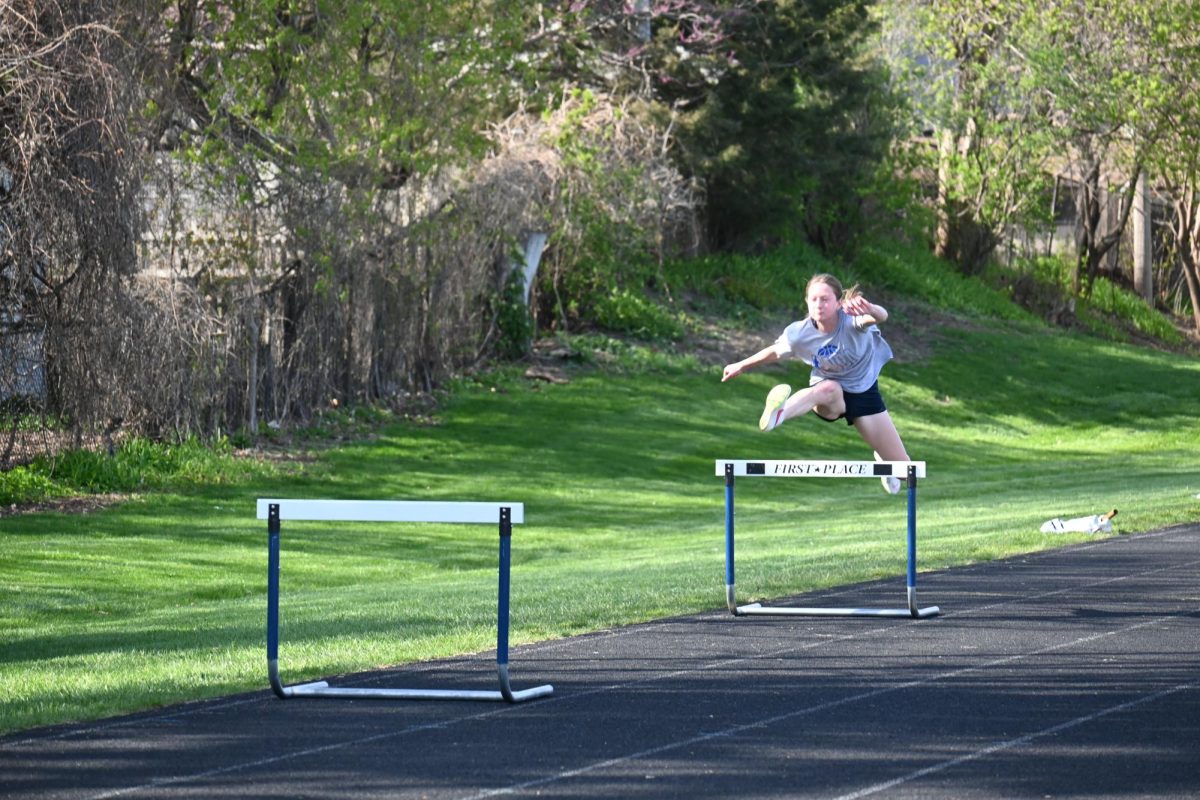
1144, 2, 1200, 333
888, 0, 1055, 275
0, 0, 152, 447
1015, 1, 1176, 297
677, 0, 899, 249
528, 1, 899, 251
150, 1, 530, 186
139, 1, 536, 418
523, 1, 759, 104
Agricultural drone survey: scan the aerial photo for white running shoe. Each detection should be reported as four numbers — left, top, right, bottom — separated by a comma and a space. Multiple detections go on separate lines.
759, 384, 791, 431
874, 451, 902, 494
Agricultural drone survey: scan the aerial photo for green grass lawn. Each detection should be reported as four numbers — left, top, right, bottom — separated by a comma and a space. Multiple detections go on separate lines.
3, 317, 1199, 735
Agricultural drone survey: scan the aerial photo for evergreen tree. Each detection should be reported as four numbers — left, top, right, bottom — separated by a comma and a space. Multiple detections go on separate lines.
670, 0, 898, 250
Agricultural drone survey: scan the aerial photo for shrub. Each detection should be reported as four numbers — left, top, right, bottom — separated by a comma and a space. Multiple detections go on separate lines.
493, 268, 535, 359
0, 467, 62, 506
666, 240, 833, 311
592, 288, 687, 341
1013, 255, 1183, 345
852, 238, 1035, 321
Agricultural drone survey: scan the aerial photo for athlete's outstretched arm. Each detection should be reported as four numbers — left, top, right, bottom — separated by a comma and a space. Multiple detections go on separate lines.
722, 346, 779, 381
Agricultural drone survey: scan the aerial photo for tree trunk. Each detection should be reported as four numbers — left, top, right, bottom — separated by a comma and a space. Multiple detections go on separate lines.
1182, 248, 1200, 334
247, 315, 259, 434
1178, 191, 1200, 334
1132, 171, 1153, 301
934, 128, 955, 261
1071, 160, 1102, 296
1074, 160, 1142, 297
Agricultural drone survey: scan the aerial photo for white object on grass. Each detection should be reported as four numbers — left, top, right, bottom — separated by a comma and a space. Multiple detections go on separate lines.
1041, 509, 1117, 534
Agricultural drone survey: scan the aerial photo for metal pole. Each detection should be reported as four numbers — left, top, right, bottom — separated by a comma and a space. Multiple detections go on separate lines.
267, 503, 286, 698
724, 463, 737, 613
906, 465, 918, 617
497, 507, 515, 702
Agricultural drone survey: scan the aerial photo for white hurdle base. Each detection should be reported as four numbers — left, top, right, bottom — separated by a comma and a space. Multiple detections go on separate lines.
283, 684, 538, 701
276, 674, 554, 703
733, 602, 940, 619
729, 584, 939, 619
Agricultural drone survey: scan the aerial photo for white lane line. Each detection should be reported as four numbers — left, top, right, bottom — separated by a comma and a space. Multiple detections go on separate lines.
831, 682, 1195, 800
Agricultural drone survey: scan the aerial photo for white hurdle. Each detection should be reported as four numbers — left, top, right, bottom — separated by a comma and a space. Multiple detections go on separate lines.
258, 498, 553, 703
717, 460, 940, 619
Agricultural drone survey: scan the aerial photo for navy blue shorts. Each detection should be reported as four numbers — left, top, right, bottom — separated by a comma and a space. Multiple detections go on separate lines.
815, 381, 887, 425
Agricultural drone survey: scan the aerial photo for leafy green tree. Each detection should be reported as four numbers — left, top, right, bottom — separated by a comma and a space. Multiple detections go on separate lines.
150, 1, 529, 183
893, 0, 1188, 293
888, 0, 1055, 275
529, 1, 899, 251
1015, 1, 1175, 296
674, 0, 899, 250
1142, 2, 1200, 332
140, 1, 536, 414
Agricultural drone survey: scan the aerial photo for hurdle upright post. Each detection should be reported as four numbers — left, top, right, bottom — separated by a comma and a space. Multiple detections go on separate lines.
724, 462, 736, 613
266, 502, 286, 698
716, 460, 940, 619
496, 506, 514, 702
906, 464, 919, 616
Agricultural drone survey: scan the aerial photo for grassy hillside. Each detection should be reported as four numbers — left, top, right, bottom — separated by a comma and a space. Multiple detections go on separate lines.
3, 242, 1198, 735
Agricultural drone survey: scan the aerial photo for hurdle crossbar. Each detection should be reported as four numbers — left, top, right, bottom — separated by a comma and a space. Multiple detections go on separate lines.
716, 460, 940, 619
258, 499, 553, 703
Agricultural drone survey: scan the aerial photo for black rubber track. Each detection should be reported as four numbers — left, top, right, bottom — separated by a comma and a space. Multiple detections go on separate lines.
4, 525, 1198, 799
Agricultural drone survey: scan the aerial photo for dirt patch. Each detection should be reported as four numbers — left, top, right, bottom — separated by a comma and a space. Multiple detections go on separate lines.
233, 446, 324, 463
0, 493, 129, 518
687, 313, 795, 368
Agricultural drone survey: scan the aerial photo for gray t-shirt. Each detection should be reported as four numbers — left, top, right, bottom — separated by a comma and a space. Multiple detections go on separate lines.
770, 309, 893, 393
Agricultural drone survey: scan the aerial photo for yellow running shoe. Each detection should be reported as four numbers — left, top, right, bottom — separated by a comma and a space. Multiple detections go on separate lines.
759, 384, 791, 431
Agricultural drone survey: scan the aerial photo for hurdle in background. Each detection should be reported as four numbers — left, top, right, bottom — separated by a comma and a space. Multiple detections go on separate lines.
717, 460, 940, 619
258, 499, 553, 702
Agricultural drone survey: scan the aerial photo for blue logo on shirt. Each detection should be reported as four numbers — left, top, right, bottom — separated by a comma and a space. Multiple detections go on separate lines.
813, 343, 838, 369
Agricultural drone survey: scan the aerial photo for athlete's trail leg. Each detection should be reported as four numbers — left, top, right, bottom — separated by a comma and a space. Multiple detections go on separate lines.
853, 411, 908, 461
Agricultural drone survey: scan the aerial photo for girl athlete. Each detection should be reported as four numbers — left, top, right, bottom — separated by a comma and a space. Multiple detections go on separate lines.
721, 273, 910, 494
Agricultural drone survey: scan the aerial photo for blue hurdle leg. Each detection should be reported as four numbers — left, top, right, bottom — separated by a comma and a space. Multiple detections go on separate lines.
907, 465, 917, 611
266, 503, 287, 698
905, 464, 938, 618
497, 507, 513, 701
725, 463, 737, 613
493, 506, 554, 702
